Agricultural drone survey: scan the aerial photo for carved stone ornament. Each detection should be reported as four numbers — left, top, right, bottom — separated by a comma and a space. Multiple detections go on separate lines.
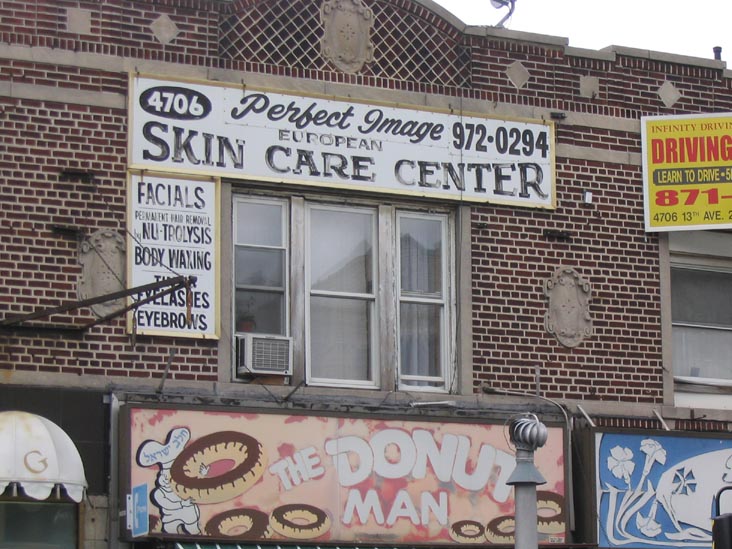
544, 267, 592, 347
320, 0, 374, 73
78, 229, 126, 318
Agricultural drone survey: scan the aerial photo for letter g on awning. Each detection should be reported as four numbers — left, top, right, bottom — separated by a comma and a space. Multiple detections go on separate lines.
0, 410, 87, 502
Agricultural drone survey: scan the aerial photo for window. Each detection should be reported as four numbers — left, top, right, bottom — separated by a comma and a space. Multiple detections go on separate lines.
672, 266, 732, 380
398, 212, 450, 390
307, 204, 377, 386
233, 194, 456, 392
233, 198, 288, 336
0, 500, 78, 549
670, 231, 732, 382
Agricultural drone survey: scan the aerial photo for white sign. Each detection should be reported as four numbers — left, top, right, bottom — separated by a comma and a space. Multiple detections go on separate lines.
128, 173, 218, 338
129, 76, 555, 209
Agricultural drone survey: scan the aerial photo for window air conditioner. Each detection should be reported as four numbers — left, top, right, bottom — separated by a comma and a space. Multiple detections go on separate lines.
236, 333, 292, 377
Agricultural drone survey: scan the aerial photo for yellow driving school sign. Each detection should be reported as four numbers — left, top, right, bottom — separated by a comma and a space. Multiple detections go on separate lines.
642, 112, 732, 231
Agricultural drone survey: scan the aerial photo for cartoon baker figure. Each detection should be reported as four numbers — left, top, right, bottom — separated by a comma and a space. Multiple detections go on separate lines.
136, 427, 201, 535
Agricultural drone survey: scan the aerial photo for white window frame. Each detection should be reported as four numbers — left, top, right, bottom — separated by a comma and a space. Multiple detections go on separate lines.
669, 230, 732, 386
396, 210, 454, 392
232, 196, 290, 337
305, 202, 380, 389
671, 262, 732, 382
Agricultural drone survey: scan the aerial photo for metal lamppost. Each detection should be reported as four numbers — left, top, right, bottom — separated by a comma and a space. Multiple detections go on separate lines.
507, 414, 548, 549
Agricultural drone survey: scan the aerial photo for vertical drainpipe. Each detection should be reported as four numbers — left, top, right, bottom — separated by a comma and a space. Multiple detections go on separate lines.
105, 393, 125, 549
506, 415, 548, 549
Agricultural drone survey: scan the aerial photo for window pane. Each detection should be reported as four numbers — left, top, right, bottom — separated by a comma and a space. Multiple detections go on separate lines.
236, 201, 283, 246
0, 501, 77, 549
235, 247, 285, 288
235, 290, 285, 335
400, 217, 443, 296
310, 296, 372, 382
234, 198, 288, 338
400, 302, 442, 382
672, 268, 732, 326
310, 209, 374, 293
673, 325, 732, 380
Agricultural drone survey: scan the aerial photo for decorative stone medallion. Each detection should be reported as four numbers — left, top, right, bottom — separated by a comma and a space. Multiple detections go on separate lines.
544, 267, 592, 347
320, 0, 374, 73
78, 229, 126, 317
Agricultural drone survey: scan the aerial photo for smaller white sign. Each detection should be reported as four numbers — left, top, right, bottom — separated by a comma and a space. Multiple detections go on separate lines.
128, 173, 218, 338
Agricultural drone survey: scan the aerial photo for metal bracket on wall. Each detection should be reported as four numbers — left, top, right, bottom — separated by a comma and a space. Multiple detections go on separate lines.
653, 408, 671, 430
0, 275, 196, 333
576, 404, 596, 428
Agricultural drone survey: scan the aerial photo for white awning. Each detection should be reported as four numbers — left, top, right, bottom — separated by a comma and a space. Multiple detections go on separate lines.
0, 410, 87, 502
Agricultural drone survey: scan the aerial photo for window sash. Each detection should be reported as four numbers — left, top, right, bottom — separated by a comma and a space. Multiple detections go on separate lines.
306, 204, 378, 388
233, 197, 289, 336
673, 324, 732, 380
671, 264, 732, 381
399, 302, 445, 383
671, 266, 732, 327
396, 211, 450, 391
309, 295, 376, 386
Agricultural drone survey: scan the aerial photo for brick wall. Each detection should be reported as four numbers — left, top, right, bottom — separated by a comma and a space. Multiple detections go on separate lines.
1, 0, 730, 400
0, 57, 219, 380
471, 163, 664, 403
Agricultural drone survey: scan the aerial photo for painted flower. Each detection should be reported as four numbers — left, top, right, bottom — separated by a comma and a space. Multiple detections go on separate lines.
636, 509, 662, 537
608, 446, 635, 485
672, 467, 697, 495
640, 439, 667, 475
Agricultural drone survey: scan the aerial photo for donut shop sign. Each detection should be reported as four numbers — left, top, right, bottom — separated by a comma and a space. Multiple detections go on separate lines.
129, 75, 556, 209
124, 407, 567, 544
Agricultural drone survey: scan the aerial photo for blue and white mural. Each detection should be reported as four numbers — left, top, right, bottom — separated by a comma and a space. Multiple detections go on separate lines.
596, 432, 732, 548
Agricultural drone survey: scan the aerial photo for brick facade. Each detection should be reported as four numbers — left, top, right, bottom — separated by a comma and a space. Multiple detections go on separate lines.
2, 0, 732, 547
4, 0, 720, 398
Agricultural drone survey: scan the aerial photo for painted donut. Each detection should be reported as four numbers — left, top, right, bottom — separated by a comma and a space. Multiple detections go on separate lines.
170, 431, 266, 504
537, 491, 565, 535
449, 519, 486, 543
269, 503, 331, 540
205, 508, 271, 539
484, 515, 515, 543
